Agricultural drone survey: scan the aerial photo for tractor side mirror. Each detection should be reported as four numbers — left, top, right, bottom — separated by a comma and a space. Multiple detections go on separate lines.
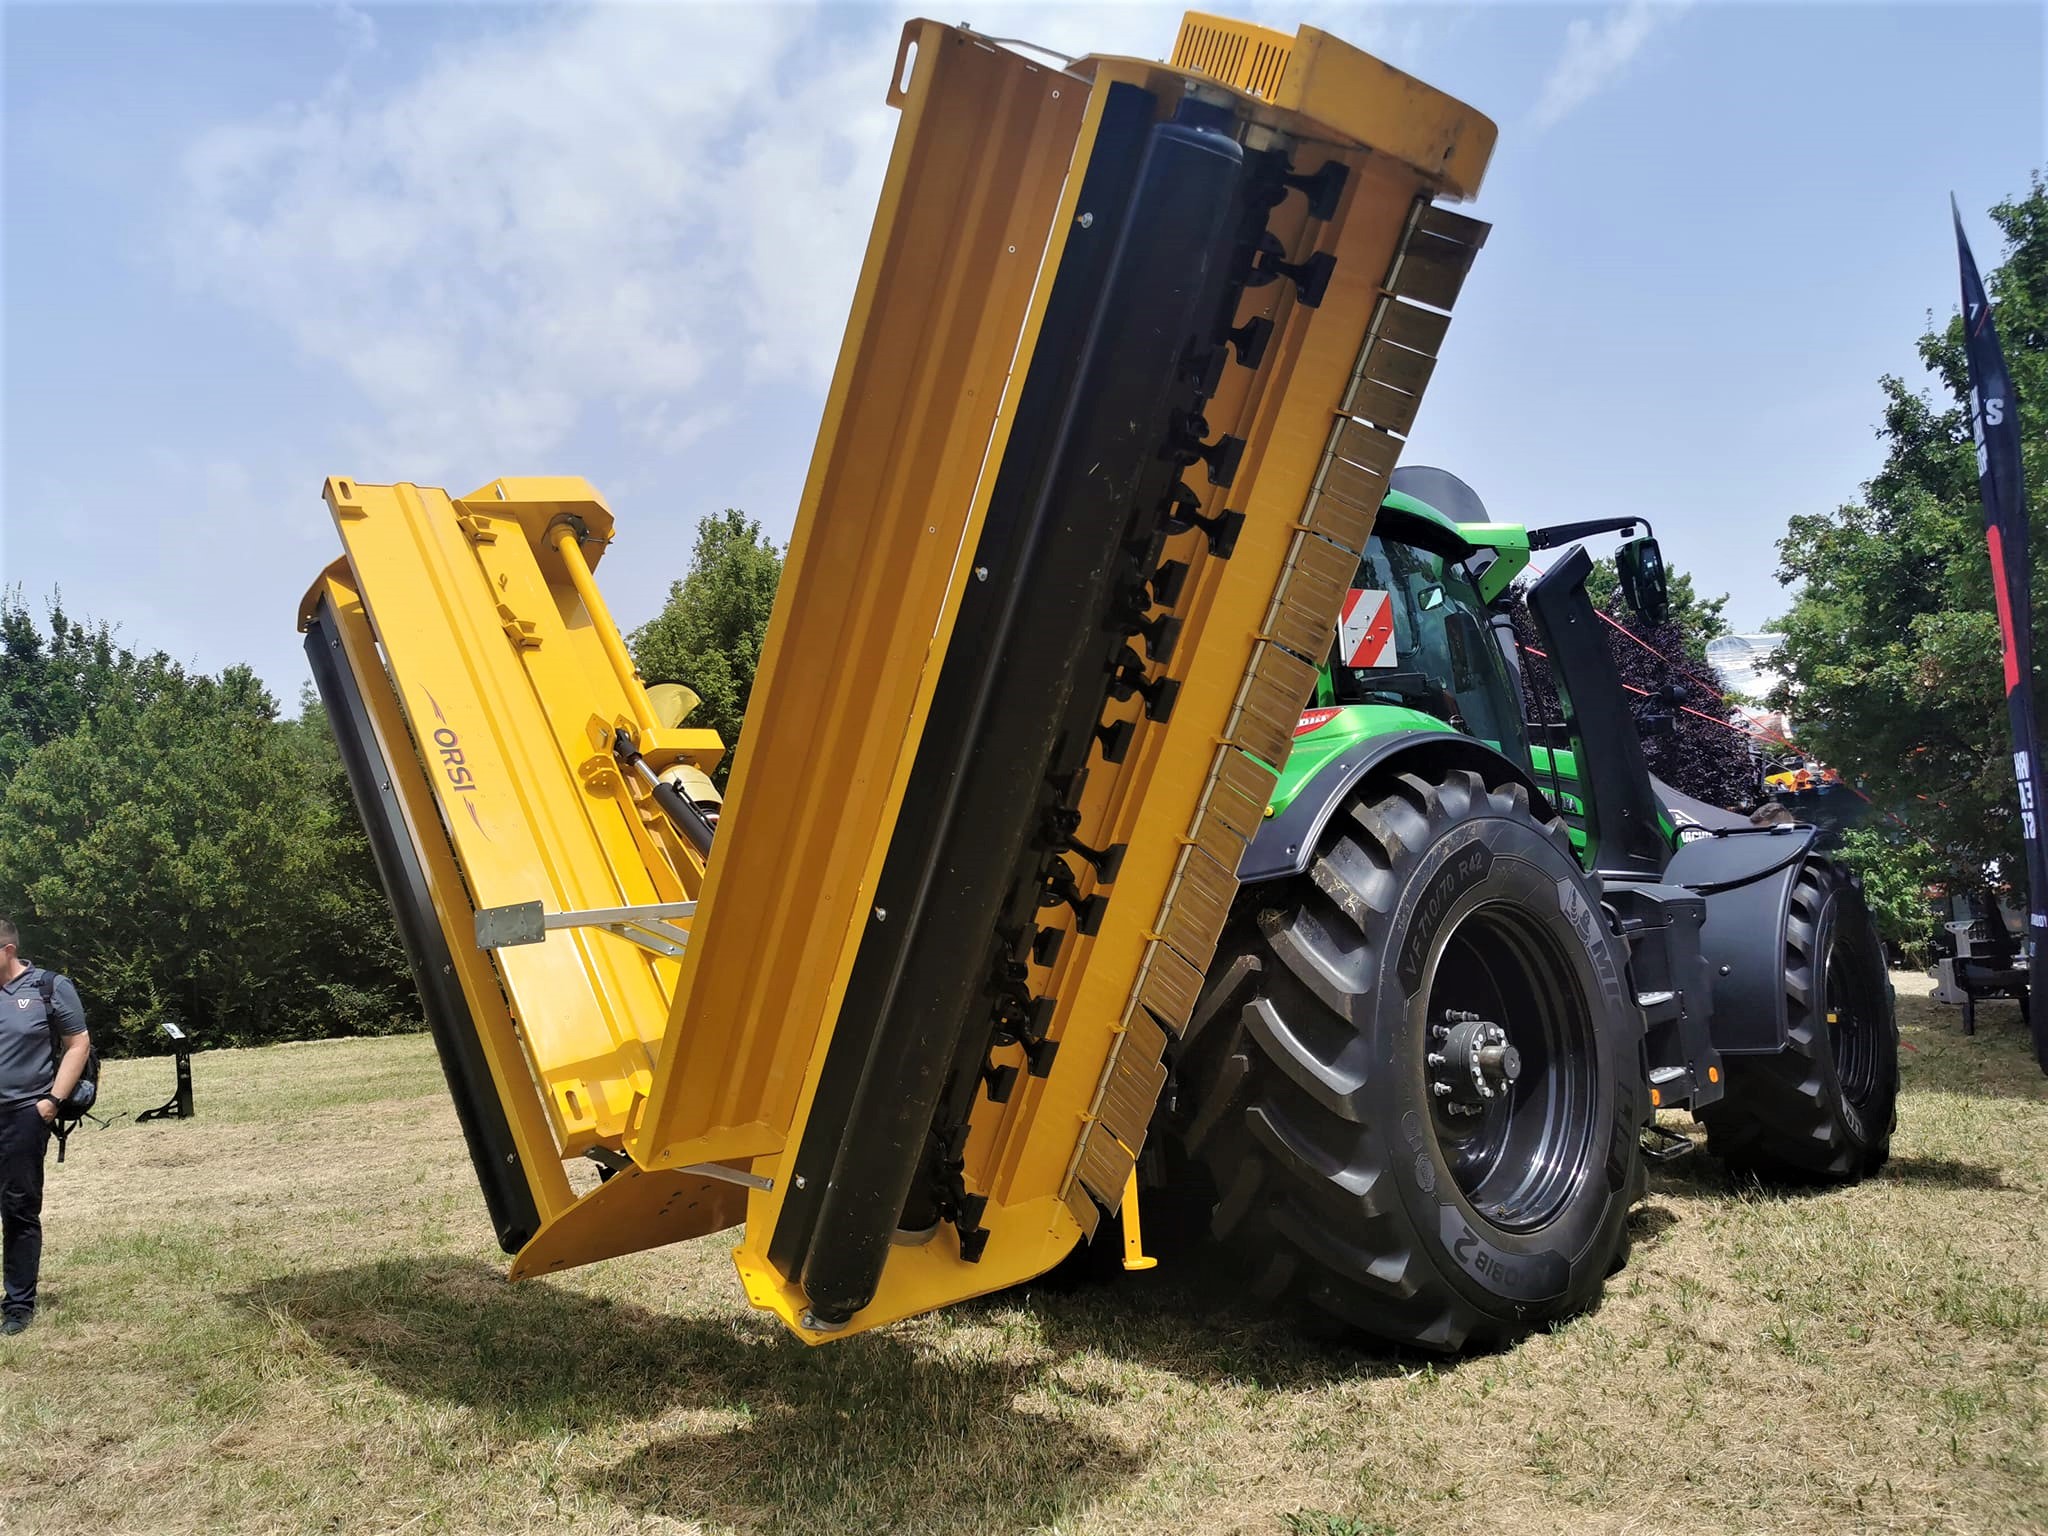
1616, 536, 1669, 625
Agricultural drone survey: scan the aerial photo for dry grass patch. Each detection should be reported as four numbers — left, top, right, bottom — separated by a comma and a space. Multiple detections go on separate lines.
0, 973, 2040, 1534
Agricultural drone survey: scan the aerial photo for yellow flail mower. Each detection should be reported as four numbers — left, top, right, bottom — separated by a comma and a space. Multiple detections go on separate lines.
302, 13, 1872, 1352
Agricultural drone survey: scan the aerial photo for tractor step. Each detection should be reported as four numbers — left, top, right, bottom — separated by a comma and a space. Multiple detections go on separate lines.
1640, 1124, 1697, 1164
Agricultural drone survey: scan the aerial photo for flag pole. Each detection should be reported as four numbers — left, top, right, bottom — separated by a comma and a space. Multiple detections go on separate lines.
1952, 197, 2048, 1073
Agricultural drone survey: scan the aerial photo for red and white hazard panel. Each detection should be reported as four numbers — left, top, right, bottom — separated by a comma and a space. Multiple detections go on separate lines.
1338, 588, 1396, 669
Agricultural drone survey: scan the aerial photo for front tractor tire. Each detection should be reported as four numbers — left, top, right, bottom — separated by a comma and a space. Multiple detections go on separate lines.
1169, 763, 1645, 1353
1698, 858, 1898, 1182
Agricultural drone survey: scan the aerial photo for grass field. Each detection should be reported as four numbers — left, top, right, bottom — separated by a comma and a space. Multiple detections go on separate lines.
1, 973, 2041, 1535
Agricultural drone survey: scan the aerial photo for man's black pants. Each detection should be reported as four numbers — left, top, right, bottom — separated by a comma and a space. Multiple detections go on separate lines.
0, 1103, 50, 1319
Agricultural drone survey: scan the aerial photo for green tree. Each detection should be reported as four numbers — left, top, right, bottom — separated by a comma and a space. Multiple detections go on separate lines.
629, 509, 783, 781
1834, 827, 1942, 963
1585, 562, 1730, 665
1511, 554, 1758, 810
1771, 177, 2048, 887
0, 611, 417, 1053
0, 588, 181, 780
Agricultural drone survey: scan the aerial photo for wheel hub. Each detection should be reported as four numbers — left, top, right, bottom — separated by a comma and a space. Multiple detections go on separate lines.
1430, 1008, 1521, 1112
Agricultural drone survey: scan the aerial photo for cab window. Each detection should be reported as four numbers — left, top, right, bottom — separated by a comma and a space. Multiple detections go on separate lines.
1328, 533, 1533, 773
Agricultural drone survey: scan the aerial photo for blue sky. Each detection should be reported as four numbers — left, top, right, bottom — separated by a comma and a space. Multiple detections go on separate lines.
4, 1, 2043, 704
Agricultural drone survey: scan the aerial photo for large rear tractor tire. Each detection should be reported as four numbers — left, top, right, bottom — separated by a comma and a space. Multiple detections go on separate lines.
1698, 858, 1898, 1182
1167, 763, 1646, 1353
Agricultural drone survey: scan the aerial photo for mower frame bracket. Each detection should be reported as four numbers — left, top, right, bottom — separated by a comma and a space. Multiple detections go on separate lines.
474, 899, 698, 961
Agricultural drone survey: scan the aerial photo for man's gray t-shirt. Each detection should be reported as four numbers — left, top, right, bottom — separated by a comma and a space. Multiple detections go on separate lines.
0, 968, 87, 1108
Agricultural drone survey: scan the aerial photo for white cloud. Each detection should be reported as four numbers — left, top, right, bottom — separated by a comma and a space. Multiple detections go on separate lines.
175, 4, 904, 479
173, 3, 1409, 481
1531, 2, 1682, 131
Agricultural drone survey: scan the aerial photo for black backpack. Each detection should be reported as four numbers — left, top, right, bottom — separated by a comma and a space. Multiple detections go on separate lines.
37, 969, 100, 1162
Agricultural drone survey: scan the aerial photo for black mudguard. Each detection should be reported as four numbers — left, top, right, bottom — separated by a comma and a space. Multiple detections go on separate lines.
1652, 775, 1754, 836
1667, 825, 1818, 1056
1239, 729, 1553, 884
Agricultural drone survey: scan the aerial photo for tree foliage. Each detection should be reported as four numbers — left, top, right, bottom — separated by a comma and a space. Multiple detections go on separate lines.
1833, 827, 1942, 963
0, 594, 416, 1054
1585, 562, 1731, 665
1511, 560, 1760, 810
0, 590, 180, 780
1771, 178, 2048, 886
628, 510, 784, 782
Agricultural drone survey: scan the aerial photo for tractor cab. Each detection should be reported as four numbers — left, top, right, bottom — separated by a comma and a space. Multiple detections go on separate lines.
1319, 492, 1534, 775
1287, 470, 1676, 861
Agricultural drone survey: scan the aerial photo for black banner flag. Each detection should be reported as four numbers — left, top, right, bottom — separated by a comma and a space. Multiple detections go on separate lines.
1954, 199, 2048, 1071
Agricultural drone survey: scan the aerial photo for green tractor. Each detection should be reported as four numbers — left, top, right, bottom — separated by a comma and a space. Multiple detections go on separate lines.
1159, 468, 1899, 1352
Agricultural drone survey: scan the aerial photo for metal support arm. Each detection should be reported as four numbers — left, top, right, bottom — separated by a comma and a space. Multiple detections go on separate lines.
474, 899, 697, 961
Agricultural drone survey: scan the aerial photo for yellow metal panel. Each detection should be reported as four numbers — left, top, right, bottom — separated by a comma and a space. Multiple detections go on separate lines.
1307, 461, 1385, 549
1188, 745, 1278, 877
1161, 846, 1241, 976
323, 476, 683, 1155
1356, 337, 1436, 400
1169, 14, 1294, 100
1094, 1013, 1170, 1150
633, 23, 1088, 1176
1170, 13, 1495, 199
509, 1165, 746, 1280
1190, 797, 1252, 875
1375, 299, 1453, 359
1233, 642, 1324, 767
1077, 1125, 1139, 1207
754, 39, 1499, 1342
1331, 417, 1407, 483
1345, 376, 1422, 437
1207, 747, 1280, 846
307, 566, 573, 1223
1064, 1180, 1103, 1243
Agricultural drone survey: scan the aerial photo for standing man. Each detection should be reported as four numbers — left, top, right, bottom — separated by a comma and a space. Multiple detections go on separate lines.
0, 918, 90, 1336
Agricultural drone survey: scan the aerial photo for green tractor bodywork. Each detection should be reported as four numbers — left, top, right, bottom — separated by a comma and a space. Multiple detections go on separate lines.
1260, 486, 1665, 854
1228, 465, 1898, 1141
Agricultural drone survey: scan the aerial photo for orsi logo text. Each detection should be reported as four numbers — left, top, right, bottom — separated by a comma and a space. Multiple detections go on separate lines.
433, 727, 479, 793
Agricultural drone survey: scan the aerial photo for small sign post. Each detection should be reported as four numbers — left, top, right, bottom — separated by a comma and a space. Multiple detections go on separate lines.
137, 1018, 195, 1123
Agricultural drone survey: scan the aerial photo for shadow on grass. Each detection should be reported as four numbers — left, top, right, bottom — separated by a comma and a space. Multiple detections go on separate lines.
989, 1254, 1411, 1391
241, 1257, 1139, 1533
967, 1196, 1621, 1389
1645, 1142, 2019, 1199
1628, 1202, 1681, 1252
1878, 1154, 2029, 1191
